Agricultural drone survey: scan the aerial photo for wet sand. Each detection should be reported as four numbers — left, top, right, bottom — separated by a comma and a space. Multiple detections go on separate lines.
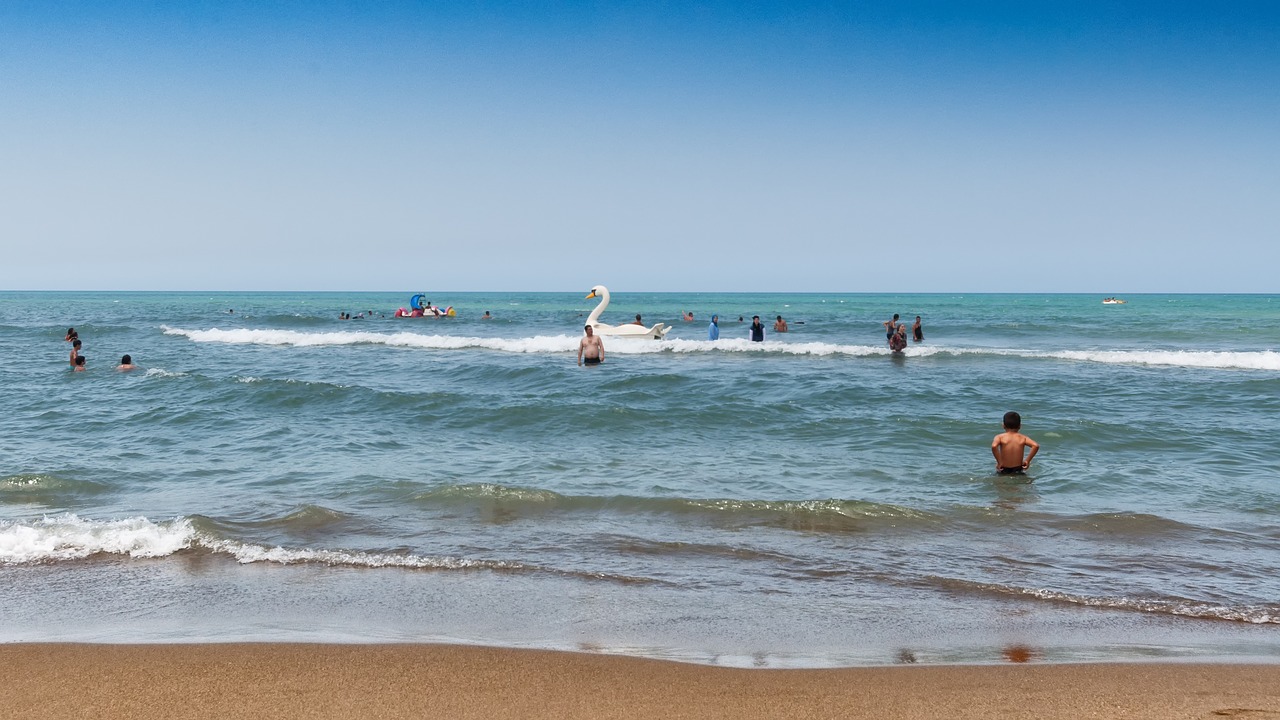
3, 643, 1278, 720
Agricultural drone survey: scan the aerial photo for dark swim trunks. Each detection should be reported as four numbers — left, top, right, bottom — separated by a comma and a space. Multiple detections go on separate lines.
997, 466, 1025, 476
583, 357, 601, 366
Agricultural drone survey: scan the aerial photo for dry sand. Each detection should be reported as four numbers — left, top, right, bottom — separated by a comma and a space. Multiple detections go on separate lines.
2, 643, 1278, 720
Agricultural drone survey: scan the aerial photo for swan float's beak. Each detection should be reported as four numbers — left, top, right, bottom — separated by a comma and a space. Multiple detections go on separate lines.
585, 290, 598, 299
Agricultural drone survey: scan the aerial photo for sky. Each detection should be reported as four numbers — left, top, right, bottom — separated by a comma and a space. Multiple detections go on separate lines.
1, 1, 1277, 292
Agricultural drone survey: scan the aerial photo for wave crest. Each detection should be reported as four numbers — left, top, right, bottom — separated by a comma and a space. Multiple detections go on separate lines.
160, 327, 1280, 370
941, 577, 1279, 624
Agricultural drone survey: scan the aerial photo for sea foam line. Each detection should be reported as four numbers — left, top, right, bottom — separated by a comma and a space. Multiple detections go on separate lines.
969, 580, 1279, 625
0, 515, 601, 579
0, 515, 509, 570
161, 327, 1280, 370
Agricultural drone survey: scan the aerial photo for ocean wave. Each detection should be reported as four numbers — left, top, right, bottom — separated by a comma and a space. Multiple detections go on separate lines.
945, 578, 1280, 624
0, 474, 112, 504
143, 368, 187, 378
409, 483, 938, 532
160, 327, 1280, 370
0, 515, 193, 563
0, 515, 659, 585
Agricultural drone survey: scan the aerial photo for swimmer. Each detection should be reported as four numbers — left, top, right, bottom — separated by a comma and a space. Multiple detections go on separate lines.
883, 314, 900, 343
682, 312, 694, 322
577, 325, 605, 366
73, 355, 86, 372
70, 339, 82, 367
482, 311, 492, 320
117, 354, 137, 371
912, 315, 924, 343
992, 411, 1039, 475
65, 328, 78, 342
749, 315, 765, 342
632, 314, 644, 326
773, 315, 788, 333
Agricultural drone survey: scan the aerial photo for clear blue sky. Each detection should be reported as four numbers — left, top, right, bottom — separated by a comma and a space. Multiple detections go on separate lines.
2, 1, 1277, 292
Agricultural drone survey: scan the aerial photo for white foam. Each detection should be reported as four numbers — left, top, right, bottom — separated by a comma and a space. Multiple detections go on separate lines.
159, 327, 1280, 370
1015, 586, 1278, 624
0, 515, 195, 563
202, 538, 524, 570
0, 515, 526, 572
1042, 349, 1280, 371
143, 368, 186, 378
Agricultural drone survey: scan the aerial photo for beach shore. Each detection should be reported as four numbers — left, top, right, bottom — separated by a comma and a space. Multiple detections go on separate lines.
3, 643, 1278, 720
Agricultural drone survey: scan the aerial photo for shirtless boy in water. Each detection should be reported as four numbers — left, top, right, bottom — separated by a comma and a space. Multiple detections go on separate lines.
992, 411, 1039, 475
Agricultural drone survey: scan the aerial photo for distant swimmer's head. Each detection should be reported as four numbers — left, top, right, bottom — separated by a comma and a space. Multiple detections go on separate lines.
1003, 411, 1021, 430
893, 314, 899, 321
776, 315, 782, 321
752, 315, 760, 321
120, 354, 131, 365
72, 339, 82, 349
636, 314, 642, 322
75, 355, 86, 366
915, 315, 921, 321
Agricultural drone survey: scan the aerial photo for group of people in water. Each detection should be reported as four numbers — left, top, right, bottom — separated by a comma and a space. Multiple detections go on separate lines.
705, 314, 791, 341
883, 314, 924, 353
64, 328, 137, 372
581, 310, 926, 364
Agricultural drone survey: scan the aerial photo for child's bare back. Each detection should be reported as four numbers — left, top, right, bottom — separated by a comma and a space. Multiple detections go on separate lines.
991, 411, 1039, 475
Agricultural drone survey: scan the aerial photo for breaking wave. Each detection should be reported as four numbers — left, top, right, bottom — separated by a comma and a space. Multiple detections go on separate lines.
0, 515, 655, 584
160, 327, 1280, 370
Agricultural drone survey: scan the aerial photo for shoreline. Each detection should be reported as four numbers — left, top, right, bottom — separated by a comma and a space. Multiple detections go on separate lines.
4, 643, 1279, 719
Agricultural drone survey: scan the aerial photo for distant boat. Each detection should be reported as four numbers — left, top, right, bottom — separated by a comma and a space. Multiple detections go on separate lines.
1102, 298, 1127, 305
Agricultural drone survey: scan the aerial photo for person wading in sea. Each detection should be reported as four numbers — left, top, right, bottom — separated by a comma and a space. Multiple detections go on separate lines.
578, 325, 605, 366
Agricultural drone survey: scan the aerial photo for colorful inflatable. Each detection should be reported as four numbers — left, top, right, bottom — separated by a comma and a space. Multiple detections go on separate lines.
397, 295, 455, 318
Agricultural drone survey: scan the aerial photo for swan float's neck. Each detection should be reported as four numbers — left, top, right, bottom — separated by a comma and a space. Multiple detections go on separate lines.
586, 287, 611, 326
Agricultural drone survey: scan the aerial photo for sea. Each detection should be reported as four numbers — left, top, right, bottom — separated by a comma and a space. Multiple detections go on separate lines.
2, 291, 1279, 667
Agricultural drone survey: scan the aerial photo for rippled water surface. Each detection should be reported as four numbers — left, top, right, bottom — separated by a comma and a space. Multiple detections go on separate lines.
2, 291, 1279, 666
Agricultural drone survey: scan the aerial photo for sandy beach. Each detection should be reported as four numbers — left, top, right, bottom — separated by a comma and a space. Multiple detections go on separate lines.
2, 643, 1277, 720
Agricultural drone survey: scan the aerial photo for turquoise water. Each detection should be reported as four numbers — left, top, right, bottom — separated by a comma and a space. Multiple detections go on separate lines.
2, 291, 1279, 666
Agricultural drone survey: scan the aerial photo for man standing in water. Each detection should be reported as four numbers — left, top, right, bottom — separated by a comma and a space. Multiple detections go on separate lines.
912, 315, 924, 343
578, 325, 605, 366
749, 315, 765, 342
883, 314, 900, 344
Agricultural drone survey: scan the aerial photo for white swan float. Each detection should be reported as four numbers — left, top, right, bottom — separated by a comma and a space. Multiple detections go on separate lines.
585, 285, 671, 339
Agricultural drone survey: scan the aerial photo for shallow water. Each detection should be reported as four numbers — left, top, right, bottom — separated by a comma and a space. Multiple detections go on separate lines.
2, 291, 1279, 666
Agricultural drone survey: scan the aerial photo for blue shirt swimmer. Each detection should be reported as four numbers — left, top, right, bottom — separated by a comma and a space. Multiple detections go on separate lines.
708, 314, 720, 340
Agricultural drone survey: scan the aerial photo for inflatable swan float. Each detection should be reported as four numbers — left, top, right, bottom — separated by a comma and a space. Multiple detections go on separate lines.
585, 285, 671, 339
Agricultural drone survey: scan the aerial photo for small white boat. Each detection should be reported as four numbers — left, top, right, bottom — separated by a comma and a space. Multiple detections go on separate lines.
1102, 298, 1127, 305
